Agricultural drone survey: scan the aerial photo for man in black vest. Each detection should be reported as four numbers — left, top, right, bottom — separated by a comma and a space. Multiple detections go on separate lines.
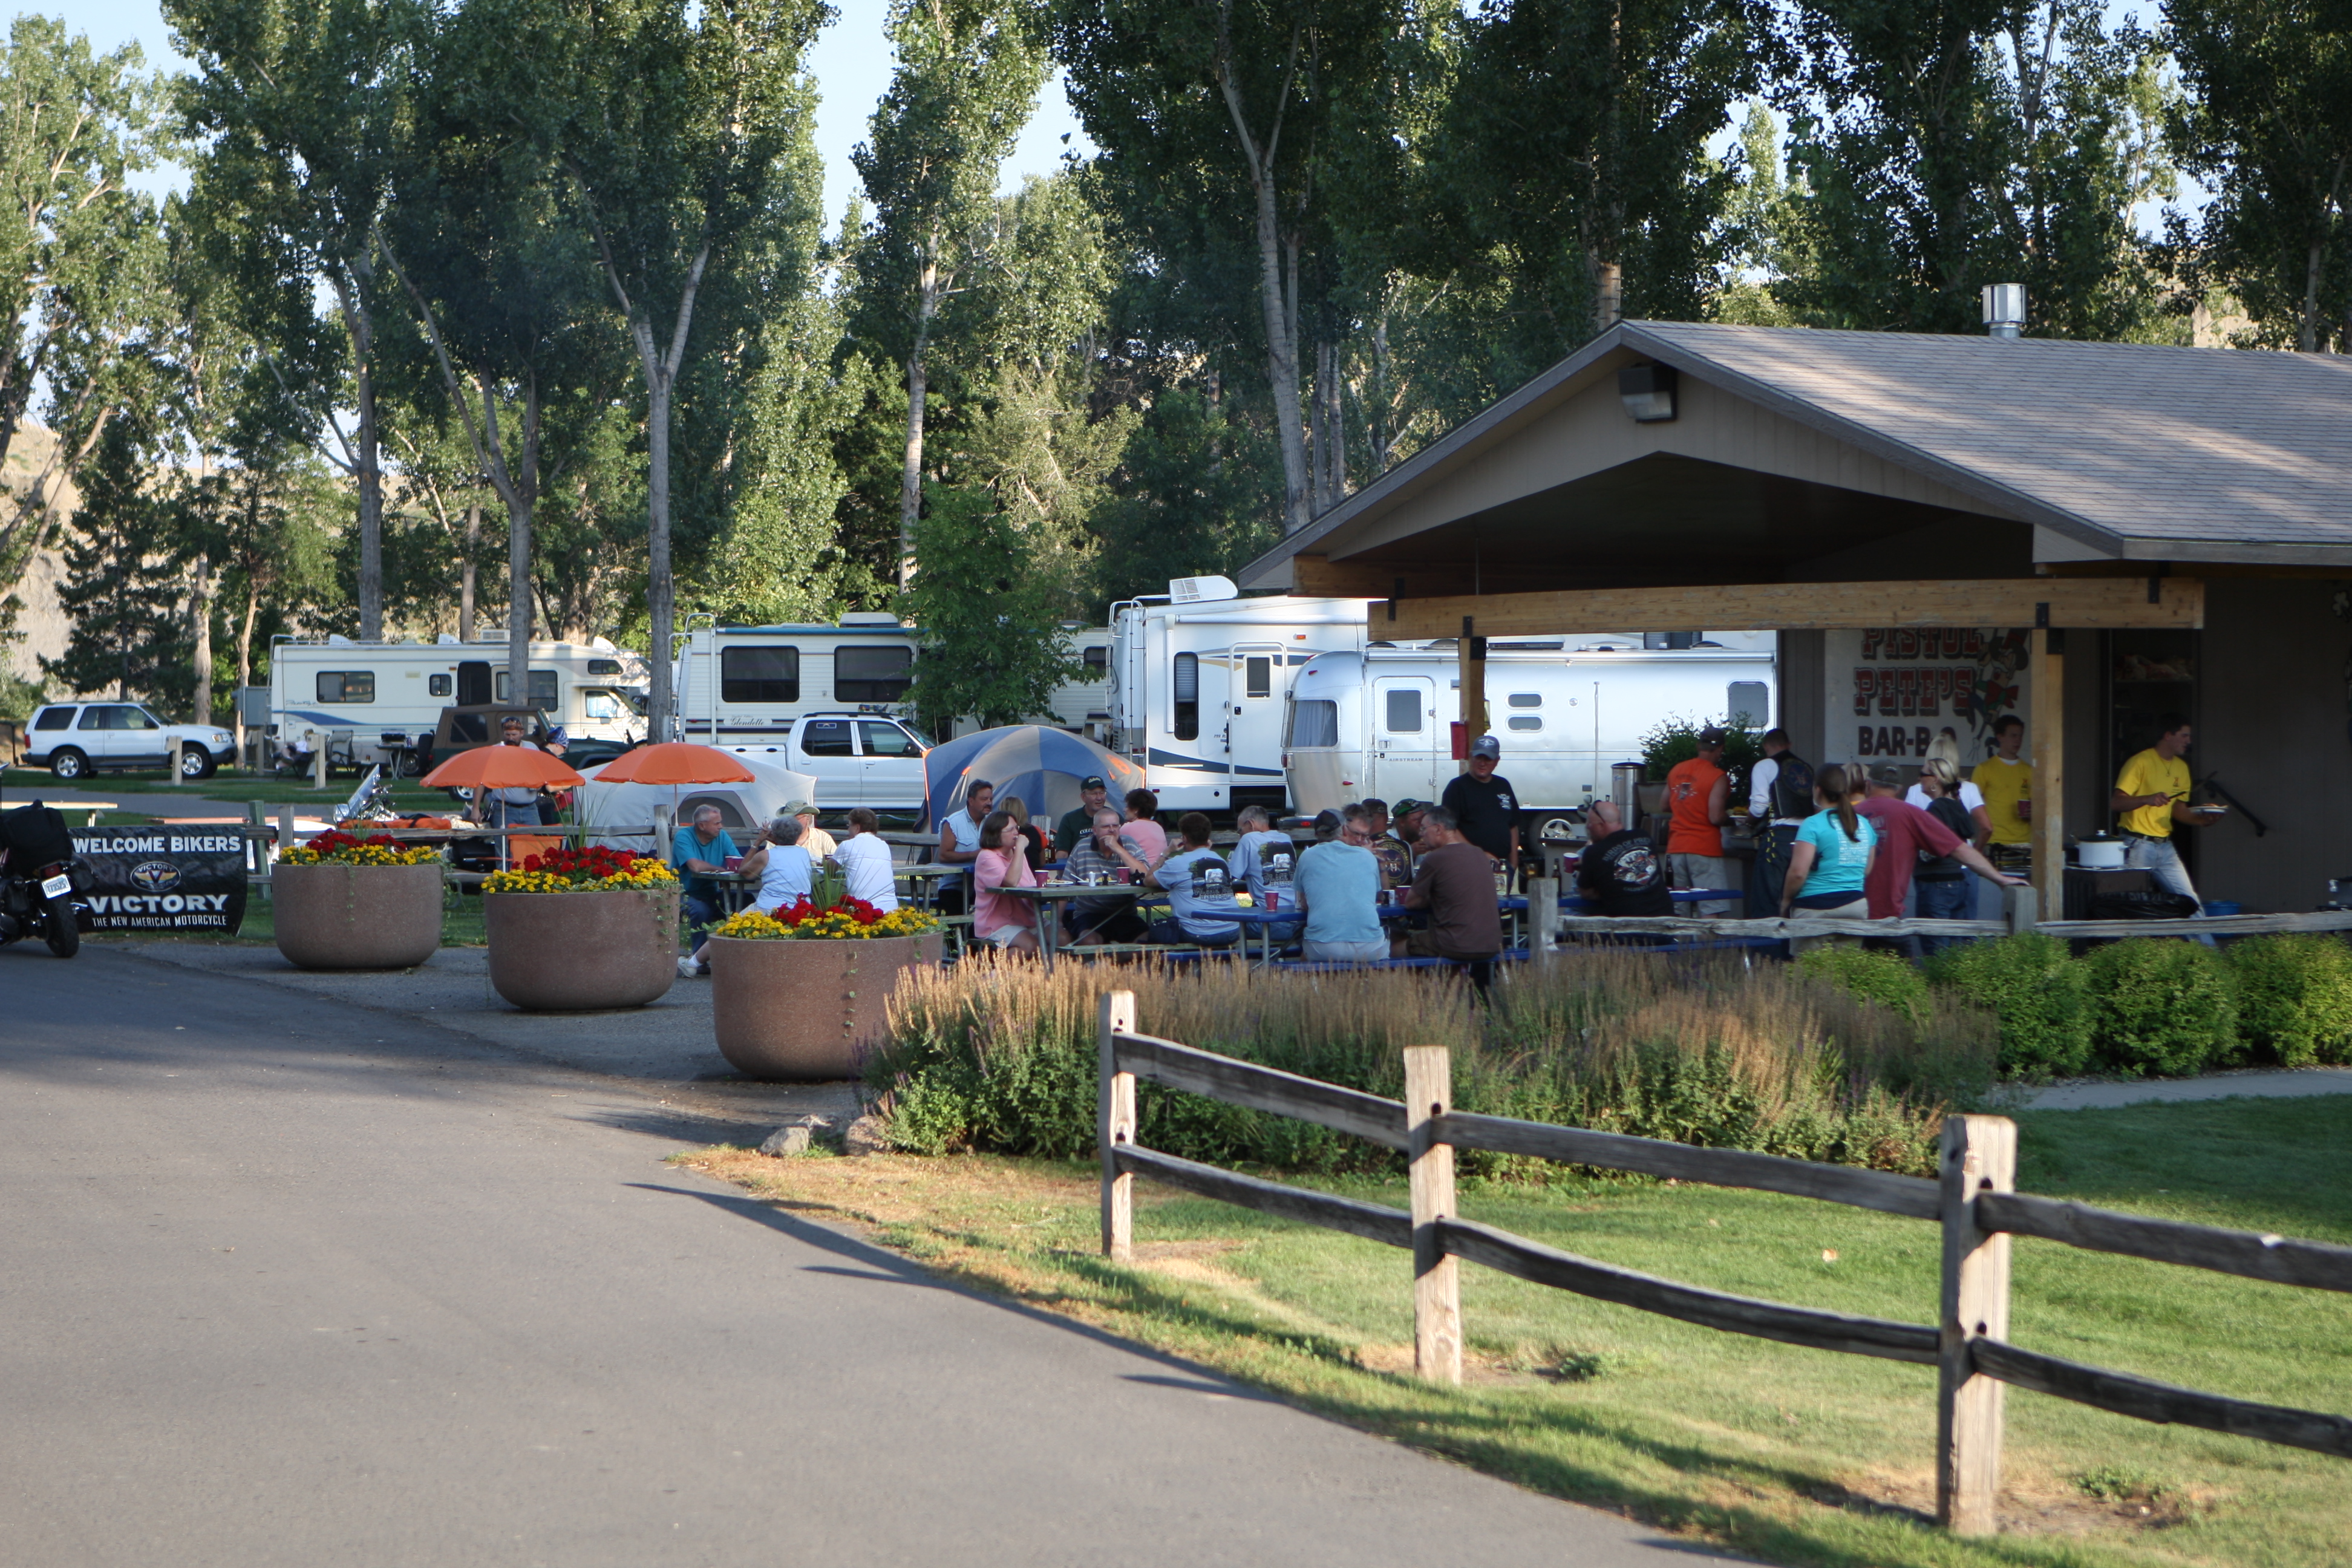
1576, 799, 1673, 916
1745, 728, 1812, 918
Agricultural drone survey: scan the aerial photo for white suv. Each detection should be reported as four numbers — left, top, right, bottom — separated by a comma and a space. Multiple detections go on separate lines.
23, 702, 237, 782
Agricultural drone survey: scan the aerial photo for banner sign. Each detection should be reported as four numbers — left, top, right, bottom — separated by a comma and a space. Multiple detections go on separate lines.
68, 828, 249, 933
1826, 628, 2032, 766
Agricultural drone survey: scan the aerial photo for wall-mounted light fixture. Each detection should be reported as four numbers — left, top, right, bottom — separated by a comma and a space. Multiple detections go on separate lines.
1617, 362, 1677, 422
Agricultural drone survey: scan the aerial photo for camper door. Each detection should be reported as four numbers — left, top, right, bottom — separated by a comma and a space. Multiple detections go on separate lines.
1223, 642, 1286, 790
1370, 675, 1440, 803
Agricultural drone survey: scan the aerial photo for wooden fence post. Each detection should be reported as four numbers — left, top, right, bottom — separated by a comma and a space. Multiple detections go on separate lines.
1403, 1045, 1462, 1385
1099, 990, 1137, 1263
1937, 1114, 2017, 1535
1527, 875, 1560, 965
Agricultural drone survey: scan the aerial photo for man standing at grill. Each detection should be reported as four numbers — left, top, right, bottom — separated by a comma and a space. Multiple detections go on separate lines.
2112, 714, 2223, 911
1440, 735, 1518, 885
1664, 727, 1732, 917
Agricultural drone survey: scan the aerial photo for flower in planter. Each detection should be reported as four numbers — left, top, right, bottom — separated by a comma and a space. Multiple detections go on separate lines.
714, 897, 939, 941
483, 844, 678, 894
281, 829, 442, 867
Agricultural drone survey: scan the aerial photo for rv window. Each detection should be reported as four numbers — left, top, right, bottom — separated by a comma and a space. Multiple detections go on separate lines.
493, 668, 559, 708
1728, 681, 1769, 728
1508, 716, 1542, 731
860, 720, 921, 757
317, 670, 376, 703
802, 718, 853, 756
835, 645, 913, 704
587, 658, 626, 676
1507, 692, 1541, 708
1172, 653, 1200, 741
1243, 656, 1272, 699
1287, 699, 1339, 748
428, 674, 452, 697
1082, 645, 1108, 674
720, 645, 799, 704
1383, 688, 1422, 733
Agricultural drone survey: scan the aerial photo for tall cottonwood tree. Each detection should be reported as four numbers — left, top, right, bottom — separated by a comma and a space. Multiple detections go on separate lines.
554, 0, 829, 737
854, 0, 1045, 588
171, 0, 415, 641
2165, 0, 2352, 351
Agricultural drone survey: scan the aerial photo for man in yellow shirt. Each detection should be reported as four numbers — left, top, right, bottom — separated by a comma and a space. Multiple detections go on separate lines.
1971, 714, 2033, 874
2111, 715, 2222, 910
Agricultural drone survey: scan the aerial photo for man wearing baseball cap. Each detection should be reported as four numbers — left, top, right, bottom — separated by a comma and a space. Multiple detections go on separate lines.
782, 800, 836, 858
1054, 774, 1113, 856
1440, 733, 1519, 884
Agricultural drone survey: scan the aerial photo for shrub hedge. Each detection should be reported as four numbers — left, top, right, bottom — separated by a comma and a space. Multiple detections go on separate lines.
1922, 932, 2093, 1079
2085, 939, 2240, 1077
2229, 935, 2352, 1068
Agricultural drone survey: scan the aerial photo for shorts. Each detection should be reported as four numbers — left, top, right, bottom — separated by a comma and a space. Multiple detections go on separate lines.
1303, 938, 1390, 963
1403, 929, 1492, 962
976, 924, 1030, 949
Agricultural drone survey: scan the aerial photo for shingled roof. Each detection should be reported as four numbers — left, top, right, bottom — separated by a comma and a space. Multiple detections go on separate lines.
1244, 320, 2352, 584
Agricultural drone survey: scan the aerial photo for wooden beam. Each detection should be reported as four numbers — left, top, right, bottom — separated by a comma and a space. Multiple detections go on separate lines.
1370, 577, 2204, 639
1458, 616, 1486, 772
2029, 630, 2064, 918
1292, 553, 1477, 599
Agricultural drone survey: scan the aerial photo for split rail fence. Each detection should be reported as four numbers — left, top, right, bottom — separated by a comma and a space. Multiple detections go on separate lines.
1093, 991, 2352, 1536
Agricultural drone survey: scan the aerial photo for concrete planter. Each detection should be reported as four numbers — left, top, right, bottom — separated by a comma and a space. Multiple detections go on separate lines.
483, 889, 678, 1011
710, 931, 944, 1081
273, 861, 444, 970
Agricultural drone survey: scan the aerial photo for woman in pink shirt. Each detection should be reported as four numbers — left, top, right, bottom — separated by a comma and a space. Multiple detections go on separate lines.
971, 811, 1045, 953
1120, 789, 1169, 866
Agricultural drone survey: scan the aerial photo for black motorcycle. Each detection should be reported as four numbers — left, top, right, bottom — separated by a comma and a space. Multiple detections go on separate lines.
1, 801, 88, 958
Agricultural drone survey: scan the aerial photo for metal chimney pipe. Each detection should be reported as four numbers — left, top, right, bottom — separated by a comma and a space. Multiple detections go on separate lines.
1982, 284, 2027, 339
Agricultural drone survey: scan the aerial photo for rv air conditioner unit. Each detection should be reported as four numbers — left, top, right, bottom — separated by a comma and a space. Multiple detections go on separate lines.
1169, 575, 1239, 604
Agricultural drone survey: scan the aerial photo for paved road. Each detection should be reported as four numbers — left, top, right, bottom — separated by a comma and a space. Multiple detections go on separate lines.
1, 946, 1725, 1567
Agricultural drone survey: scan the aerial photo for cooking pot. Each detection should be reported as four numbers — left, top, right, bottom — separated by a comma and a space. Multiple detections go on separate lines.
2074, 835, 2126, 870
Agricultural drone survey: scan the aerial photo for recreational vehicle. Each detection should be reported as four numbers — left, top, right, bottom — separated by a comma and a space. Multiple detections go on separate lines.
1108, 578, 1377, 814
1282, 633, 1777, 816
268, 636, 648, 771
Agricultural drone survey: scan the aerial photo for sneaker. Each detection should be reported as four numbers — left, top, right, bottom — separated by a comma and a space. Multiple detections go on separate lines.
676, 956, 701, 978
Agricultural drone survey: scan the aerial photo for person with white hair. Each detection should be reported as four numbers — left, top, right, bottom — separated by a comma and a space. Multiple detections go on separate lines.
1227, 803, 1293, 903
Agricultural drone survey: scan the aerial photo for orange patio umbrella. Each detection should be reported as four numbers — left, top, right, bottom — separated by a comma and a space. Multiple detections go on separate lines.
590, 742, 757, 785
419, 746, 587, 791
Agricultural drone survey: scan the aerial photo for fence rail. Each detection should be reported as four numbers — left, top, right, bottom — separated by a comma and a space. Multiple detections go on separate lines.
1093, 992, 2352, 1537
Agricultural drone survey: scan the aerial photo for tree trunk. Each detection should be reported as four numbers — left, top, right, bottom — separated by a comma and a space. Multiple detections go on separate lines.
505, 381, 540, 714
1215, 36, 1312, 535
646, 368, 674, 737
191, 553, 214, 727
1324, 342, 1347, 502
235, 571, 258, 758
1593, 259, 1624, 337
332, 267, 385, 641
460, 501, 479, 642
898, 267, 936, 590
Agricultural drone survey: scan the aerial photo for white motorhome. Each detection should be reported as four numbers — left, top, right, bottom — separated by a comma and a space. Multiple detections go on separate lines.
1283, 633, 1777, 814
674, 615, 919, 743
1107, 578, 1377, 814
269, 636, 648, 768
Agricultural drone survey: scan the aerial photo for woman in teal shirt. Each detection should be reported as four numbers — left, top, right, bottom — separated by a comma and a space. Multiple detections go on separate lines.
1779, 763, 1875, 917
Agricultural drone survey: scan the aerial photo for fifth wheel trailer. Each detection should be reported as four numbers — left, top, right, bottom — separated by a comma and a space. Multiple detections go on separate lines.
1282, 633, 1776, 815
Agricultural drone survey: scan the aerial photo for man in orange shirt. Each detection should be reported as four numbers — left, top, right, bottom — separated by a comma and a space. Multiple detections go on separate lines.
1663, 728, 1733, 916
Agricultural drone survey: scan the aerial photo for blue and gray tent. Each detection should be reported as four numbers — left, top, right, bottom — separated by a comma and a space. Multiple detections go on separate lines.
922, 727, 1144, 836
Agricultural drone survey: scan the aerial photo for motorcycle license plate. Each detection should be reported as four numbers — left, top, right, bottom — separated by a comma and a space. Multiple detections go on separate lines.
40, 873, 71, 900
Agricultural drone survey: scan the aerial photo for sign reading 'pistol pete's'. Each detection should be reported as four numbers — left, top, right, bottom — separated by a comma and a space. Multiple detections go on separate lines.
68, 829, 249, 933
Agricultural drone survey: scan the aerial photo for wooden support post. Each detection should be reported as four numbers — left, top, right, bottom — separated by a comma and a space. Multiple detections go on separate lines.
1528, 874, 1560, 964
2004, 882, 2038, 936
1099, 990, 1137, 1263
1403, 1045, 1462, 1385
1457, 616, 1486, 775
1937, 1114, 2017, 1536
2028, 629, 2065, 920
274, 805, 295, 856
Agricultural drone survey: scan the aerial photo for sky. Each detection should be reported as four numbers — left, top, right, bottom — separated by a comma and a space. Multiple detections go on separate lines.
68, 0, 1096, 224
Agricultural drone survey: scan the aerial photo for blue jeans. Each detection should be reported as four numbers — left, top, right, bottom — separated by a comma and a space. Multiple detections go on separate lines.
2124, 835, 2201, 910
1915, 877, 1972, 956
682, 891, 722, 941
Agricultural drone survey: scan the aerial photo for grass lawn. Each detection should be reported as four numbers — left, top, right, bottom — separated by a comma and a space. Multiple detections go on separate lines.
679, 1095, 2352, 1568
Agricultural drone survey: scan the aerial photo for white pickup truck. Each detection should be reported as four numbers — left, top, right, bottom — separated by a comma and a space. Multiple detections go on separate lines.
711, 711, 929, 815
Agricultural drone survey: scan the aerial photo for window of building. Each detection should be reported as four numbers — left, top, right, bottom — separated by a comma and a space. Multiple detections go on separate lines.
801, 718, 853, 756
1383, 688, 1422, 733
492, 668, 559, 708
1172, 653, 1200, 741
720, 645, 799, 704
1728, 681, 1769, 728
318, 671, 376, 703
428, 673, 452, 697
1287, 699, 1339, 748
834, 644, 912, 704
